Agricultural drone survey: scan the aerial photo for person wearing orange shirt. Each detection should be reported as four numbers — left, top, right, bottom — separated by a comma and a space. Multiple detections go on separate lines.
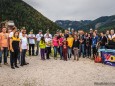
0, 27, 9, 65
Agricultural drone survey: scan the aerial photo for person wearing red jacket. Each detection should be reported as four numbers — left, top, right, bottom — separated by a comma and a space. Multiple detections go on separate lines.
62, 39, 68, 61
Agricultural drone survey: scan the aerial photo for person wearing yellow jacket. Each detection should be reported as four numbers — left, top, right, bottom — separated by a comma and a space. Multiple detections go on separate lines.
39, 37, 46, 60
67, 32, 74, 59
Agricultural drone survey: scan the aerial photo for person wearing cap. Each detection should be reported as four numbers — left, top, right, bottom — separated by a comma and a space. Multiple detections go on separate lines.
36, 30, 43, 56
67, 32, 74, 59
44, 29, 52, 39
28, 30, 36, 56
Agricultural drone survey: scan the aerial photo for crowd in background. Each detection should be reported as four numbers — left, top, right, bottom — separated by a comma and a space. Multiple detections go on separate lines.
0, 25, 115, 69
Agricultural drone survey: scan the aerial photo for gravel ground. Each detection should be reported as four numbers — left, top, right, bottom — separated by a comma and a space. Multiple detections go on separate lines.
0, 56, 115, 86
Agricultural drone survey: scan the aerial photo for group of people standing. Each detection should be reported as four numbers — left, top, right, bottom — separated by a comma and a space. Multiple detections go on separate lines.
0, 27, 29, 69
0, 26, 115, 69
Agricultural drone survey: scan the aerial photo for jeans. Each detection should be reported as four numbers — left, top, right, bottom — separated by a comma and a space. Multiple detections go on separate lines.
18, 51, 21, 63
36, 41, 39, 55
21, 49, 27, 65
68, 47, 72, 58
40, 49, 45, 60
29, 44, 35, 55
2, 47, 8, 63
0, 51, 2, 63
53, 46, 58, 58
59, 46, 63, 59
79, 44, 85, 57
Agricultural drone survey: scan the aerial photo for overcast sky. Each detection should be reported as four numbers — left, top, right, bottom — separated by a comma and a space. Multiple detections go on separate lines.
23, 0, 115, 21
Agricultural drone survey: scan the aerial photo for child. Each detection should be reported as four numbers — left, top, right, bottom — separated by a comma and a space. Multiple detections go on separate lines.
73, 35, 79, 61
39, 37, 46, 60
62, 39, 68, 61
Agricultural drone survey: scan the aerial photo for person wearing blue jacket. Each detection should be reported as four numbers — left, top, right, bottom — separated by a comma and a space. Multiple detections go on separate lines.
92, 32, 98, 58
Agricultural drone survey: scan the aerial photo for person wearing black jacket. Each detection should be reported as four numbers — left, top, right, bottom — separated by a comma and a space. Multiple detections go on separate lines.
79, 33, 85, 58
85, 33, 92, 58
72, 35, 79, 61
100, 32, 107, 49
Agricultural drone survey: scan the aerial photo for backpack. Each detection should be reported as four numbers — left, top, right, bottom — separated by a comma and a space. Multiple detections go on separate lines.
94, 55, 102, 63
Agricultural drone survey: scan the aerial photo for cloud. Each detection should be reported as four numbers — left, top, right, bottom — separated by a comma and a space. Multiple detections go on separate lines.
23, 0, 115, 21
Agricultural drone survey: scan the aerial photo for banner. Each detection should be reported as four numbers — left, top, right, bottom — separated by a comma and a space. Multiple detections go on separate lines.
101, 52, 115, 66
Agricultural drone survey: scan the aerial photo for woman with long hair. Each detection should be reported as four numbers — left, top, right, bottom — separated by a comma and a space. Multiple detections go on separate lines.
10, 31, 20, 69
52, 34, 59, 60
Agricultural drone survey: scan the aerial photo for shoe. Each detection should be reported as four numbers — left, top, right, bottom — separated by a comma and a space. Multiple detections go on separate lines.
20, 64, 23, 66
26, 62, 29, 64
4, 63, 8, 65
15, 66, 19, 68
24, 63, 27, 65
11, 66, 15, 69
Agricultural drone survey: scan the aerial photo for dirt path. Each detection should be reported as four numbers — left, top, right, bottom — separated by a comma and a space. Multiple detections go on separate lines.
0, 56, 115, 86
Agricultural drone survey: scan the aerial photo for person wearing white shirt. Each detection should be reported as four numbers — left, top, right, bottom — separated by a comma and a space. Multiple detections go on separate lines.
44, 30, 52, 39
36, 30, 43, 55
19, 28, 27, 39
28, 31, 35, 56
108, 30, 115, 40
45, 34, 52, 59
9, 27, 16, 65
20, 32, 29, 66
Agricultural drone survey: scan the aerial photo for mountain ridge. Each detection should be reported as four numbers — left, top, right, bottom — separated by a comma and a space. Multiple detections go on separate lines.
0, 0, 62, 33
55, 15, 115, 31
